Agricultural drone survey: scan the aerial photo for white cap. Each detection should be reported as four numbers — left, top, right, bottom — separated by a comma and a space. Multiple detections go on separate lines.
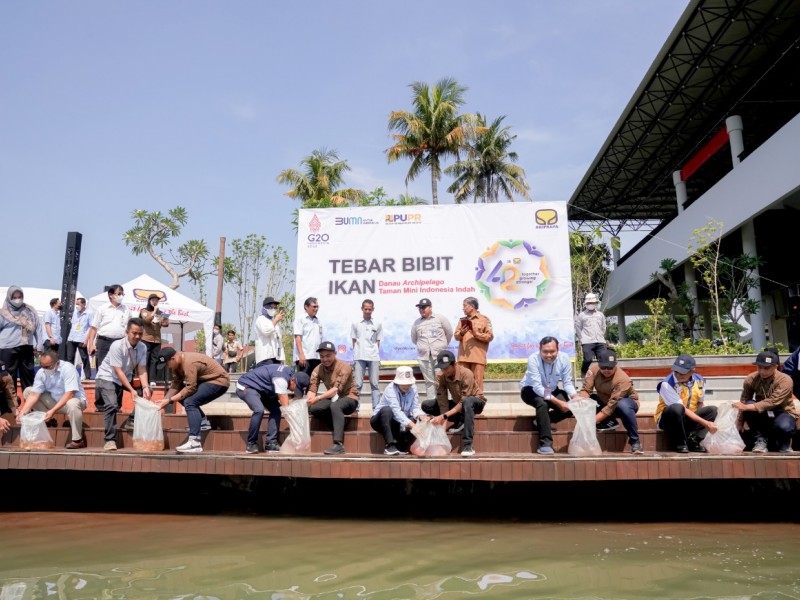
584, 292, 599, 305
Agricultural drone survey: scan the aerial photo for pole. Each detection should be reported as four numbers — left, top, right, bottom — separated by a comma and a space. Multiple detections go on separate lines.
58, 232, 82, 361
215, 237, 225, 327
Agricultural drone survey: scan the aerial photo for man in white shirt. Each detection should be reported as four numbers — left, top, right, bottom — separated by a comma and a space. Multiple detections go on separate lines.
254, 296, 286, 366
86, 284, 128, 374
43, 298, 62, 351
66, 297, 92, 379
18, 349, 88, 448
519, 336, 579, 455
94, 317, 152, 451
410, 298, 453, 400
293, 297, 322, 376
351, 299, 382, 406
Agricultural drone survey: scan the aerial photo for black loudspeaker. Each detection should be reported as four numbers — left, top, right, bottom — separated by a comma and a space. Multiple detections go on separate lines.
58, 232, 83, 360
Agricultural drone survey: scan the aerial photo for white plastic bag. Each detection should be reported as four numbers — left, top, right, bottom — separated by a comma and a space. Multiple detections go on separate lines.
281, 399, 311, 454
132, 397, 165, 451
701, 402, 745, 455
410, 421, 452, 457
20, 412, 54, 450
567, 398, 602, 456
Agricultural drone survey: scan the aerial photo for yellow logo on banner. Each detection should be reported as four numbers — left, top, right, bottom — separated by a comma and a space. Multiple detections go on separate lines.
535, 209, 558, 226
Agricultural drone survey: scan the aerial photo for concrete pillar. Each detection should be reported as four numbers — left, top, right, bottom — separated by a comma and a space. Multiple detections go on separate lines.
683, 263, 701, 341
611, 236, 621, 268
727, 116, 766, 350
673, 170, 687, 213
617, 307, 627, 344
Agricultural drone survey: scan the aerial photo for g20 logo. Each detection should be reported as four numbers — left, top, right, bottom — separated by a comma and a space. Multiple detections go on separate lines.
307, 233, 330, 242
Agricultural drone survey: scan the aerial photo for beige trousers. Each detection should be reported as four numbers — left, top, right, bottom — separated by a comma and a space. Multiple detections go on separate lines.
22, 388, 85, 441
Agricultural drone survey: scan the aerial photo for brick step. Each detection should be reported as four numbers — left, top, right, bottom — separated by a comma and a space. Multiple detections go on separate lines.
3, 425, 687, 455
28, 411, 664, 434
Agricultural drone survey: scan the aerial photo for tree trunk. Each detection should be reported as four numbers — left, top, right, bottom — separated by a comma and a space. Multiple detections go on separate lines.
431, 168, 438, 205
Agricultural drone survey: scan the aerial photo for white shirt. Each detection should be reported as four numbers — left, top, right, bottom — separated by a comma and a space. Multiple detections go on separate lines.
91, 303, 128, 339
293, 314, 322, 361
95, 338, 147, 385
31, 360, 87, 408
254, 315, 285, 363
350, 319, 382, 361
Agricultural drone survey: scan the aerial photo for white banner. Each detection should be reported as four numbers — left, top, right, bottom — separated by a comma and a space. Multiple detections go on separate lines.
295, 203, 575, 361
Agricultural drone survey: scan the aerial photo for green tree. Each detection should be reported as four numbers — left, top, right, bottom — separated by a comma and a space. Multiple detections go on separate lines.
569, 229, 613, 318
276, 148, 363, 206
387, 77, 475, 204
226, 235, 294, 344
445, 114, 531, 203
123, 207, 213, 290
651, 258, 698, 339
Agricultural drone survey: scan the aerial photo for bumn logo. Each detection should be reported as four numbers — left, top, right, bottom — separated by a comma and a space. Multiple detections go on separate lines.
535, 209, 558, 226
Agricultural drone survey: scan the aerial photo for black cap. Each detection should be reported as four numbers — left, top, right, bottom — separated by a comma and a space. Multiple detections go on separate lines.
415, 298, 432, 308
294, 371, 310, 398
598, 349, 617, 369
263, 297, 278, 306
317, 341, 336, 353
753, 351, 779, 367
156, 347, 177, 365
672, 354, 696, 374
435, 350, 456, 370
148, 293, 161, 301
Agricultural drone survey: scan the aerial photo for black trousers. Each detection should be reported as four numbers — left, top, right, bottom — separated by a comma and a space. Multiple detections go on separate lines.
144, 341, 161, 385
66, 341, 92, 378
370, 405, 408, 447
520, 386, 573, 446
309, 397, 358, 443
296, 359, 321, 377
0, 345, 35, 391
95, 336, 122, 372
421, 396, 485, 446
581, 343, 607, 377
658, 404, 717, 448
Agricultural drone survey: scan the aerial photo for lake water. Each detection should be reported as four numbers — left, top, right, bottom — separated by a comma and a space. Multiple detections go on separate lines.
2, 512, 800, 599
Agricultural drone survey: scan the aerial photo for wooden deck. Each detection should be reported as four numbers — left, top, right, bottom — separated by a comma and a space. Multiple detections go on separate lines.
2, 411, 799, 483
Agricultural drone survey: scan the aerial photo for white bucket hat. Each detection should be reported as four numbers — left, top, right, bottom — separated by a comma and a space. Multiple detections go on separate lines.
584, 292, 599, 305
393, 366, 415, 385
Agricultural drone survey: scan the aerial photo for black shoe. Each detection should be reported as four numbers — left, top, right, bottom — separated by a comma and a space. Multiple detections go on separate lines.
122, 418, 135, 431
675, 445, 689, 454
324, 443, 345, 455
597, 419, 619, 432
245, 442, 259, 454
448, 422, 464, 434
384, 444, 401, 456
687, 435, 707, 453
630, 441, 644, 455
264, 441, 281, 453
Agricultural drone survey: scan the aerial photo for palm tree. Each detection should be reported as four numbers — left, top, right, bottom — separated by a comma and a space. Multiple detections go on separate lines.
277, 148, 363, 205
446, 114, 531, 203
387, 78, 473, 205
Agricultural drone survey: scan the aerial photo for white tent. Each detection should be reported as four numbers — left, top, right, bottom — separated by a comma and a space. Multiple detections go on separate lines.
87, 274, 214, 354
0, 287, 85, 318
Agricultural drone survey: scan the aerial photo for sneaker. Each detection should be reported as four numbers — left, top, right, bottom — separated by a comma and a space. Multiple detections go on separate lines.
460, 445, 475, 457
384, 444, 401, 456
675, 445, 689, 454
122, 418, 135, 432
597, 419, 619, 432
176, 438, 203, 454
264, 441, 281, 453
537, 445, 555, 455
752, 438, 768, 453
324, 443, 345, 455
778, 443, 793, 453
104, 441, 117, 451
245, 442, 259, 454
65, 438, 86, 450
630, 441, 644, 455
448, 422, 464, 434
184, 418, 212, 432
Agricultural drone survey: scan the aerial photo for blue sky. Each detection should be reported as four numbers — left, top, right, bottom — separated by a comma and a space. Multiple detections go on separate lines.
0, 1, 686, 325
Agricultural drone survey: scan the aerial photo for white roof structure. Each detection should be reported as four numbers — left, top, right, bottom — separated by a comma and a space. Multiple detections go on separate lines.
87, 274, 213, 353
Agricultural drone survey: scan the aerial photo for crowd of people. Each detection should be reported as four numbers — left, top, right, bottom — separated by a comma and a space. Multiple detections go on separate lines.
1, 286, 798, 457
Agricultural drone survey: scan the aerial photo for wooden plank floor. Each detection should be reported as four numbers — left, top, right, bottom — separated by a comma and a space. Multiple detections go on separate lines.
2, 447, 799, 482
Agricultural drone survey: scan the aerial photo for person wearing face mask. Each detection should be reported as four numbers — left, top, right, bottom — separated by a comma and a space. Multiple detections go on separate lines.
253, 297, 285, 367
575, 292, 607, 377
0, 286, 46, 393
85, 285, 128, 393
211, 325, 224, 365
43, 297, 63, 352
17, 349, 88, 449
139, 293, 169, 385
66, 297, 93, 380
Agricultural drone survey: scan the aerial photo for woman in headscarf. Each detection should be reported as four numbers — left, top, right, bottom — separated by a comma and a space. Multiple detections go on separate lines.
0, 286, 45, 394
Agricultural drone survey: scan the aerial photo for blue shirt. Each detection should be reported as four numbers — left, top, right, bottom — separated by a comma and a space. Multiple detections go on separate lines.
31, 360, 87, 407
372, 382, 424, 429
67, 308, 93, 343
0, 306, 45, 350
238, 363, 294, 396
44, 309, 62, 344
519, 351, 577, 397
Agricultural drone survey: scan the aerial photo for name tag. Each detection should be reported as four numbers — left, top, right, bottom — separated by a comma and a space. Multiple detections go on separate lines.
768, 411, 775, 418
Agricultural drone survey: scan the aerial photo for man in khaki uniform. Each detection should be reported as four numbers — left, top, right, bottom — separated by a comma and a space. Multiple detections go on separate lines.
577, 348, 642, 454
307, 341, 359, 455
734, 350, 797, 453
422, 350, 486, 457
454, 297, 493, 392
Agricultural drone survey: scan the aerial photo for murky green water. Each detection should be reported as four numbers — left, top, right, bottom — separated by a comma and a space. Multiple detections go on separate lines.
2, 513, 800, 599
